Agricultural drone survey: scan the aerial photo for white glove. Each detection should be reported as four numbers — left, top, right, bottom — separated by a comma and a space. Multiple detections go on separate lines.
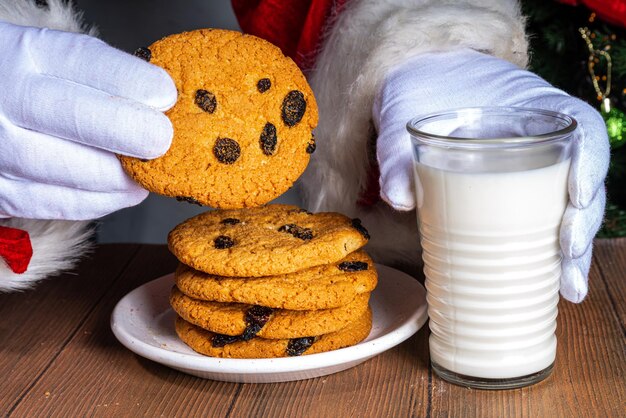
0, 21, 177, 220
373, 49, 609, 303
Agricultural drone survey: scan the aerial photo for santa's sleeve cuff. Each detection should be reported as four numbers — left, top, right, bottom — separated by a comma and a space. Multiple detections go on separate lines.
0, 219, 94, 292
0, 0, 95, 292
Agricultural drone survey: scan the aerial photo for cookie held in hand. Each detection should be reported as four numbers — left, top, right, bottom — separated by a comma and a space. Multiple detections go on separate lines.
120, 29, 318, 208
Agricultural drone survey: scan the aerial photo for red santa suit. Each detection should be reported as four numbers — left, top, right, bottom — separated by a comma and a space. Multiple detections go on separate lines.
0, 0, 530, 289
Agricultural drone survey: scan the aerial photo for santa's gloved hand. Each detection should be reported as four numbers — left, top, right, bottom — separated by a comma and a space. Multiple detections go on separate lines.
373, 49, 609, 303
0, 21, 177, 220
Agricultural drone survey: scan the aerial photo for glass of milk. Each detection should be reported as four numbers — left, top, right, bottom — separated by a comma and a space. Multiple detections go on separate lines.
407, 107, 576, 389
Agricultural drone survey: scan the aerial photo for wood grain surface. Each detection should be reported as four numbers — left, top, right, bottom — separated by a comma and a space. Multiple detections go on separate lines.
1, 240, 624, 418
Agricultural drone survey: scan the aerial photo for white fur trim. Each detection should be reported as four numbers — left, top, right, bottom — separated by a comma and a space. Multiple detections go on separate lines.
0, 0, 96, 35
300, 0, 529, 266
0, 219, 93, 292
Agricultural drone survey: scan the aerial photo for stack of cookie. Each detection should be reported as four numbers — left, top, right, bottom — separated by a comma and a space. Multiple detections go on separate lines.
167, 204, 377, 358
118, 29, 377, 358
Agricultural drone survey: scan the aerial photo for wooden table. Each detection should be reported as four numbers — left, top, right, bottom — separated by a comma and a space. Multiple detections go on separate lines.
1, 240, 624, 417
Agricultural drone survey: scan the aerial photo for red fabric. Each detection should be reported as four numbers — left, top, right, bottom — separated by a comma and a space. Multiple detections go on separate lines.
557, 0, 626, 27
357, 164, 381, 207
232, 0, 348, 71
0, 225, 33, 274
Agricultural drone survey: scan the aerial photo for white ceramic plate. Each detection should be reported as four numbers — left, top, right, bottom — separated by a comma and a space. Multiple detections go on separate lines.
111, 264, 428, 383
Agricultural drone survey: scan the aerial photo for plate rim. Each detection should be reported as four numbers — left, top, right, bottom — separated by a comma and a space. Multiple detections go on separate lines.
111, 264, 428, 376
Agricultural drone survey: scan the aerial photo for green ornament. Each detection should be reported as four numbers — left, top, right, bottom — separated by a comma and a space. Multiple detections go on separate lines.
601, 100, 626, 149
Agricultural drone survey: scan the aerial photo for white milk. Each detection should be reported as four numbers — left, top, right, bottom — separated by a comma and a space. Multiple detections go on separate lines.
415, 159, 571, 379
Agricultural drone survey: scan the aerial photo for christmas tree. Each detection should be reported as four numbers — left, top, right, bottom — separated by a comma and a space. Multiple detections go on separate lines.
523, 0, 626, 237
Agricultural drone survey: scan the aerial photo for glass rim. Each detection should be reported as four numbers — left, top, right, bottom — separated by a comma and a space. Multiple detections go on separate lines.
406, 107, 577, 149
